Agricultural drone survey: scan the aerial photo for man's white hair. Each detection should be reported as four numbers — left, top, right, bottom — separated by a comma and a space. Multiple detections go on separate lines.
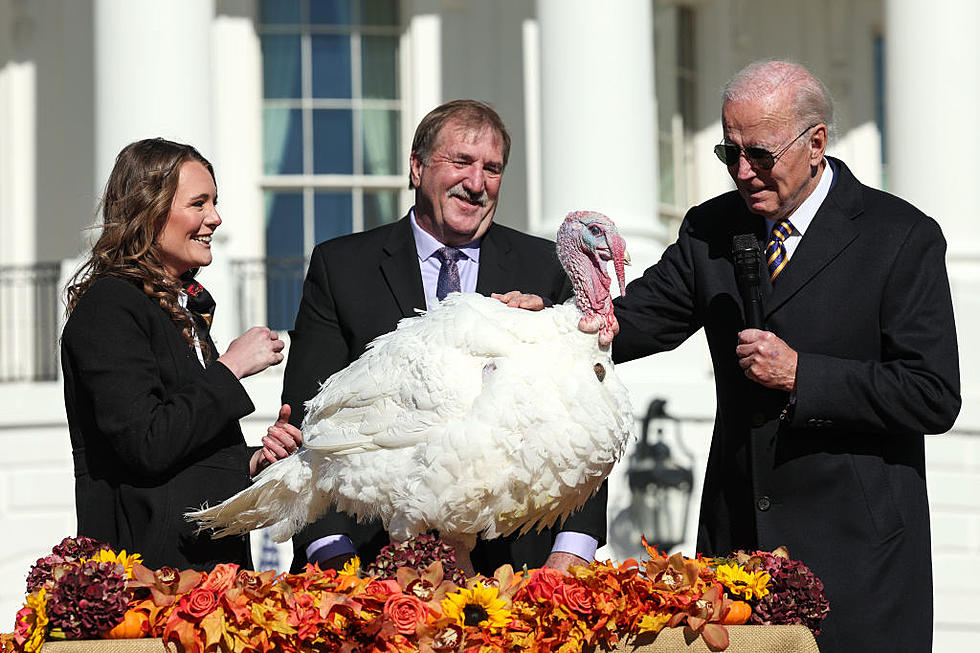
723, 60, 836, 142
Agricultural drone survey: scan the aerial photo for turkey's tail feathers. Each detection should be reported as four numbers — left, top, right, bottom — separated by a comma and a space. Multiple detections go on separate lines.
186, 448, 320, 542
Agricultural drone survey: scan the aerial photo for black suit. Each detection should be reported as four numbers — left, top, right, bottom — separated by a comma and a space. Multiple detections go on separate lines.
282, 214, 607, 573
612, 158, 960, 653
61, 275, 254, 570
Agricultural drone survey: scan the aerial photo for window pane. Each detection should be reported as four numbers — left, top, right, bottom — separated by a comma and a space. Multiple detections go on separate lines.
360, 0, 398, 25
313, 109, 353, 174
363, 190, 400, 231
312, 34, 352, 98
310, 0, 351, 25
261, 0, 301, 24
264, 191, 305, 331
314, 192, 353, 242
361, 109, 399, 175
261, 34, 302, 99
362, 35, 398, 99
264, 192, 304, 257
263, 108, 304, 175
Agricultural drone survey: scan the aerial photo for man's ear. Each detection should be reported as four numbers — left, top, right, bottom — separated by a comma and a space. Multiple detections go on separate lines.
409, 152, 424, 188
808, 124, 828, 166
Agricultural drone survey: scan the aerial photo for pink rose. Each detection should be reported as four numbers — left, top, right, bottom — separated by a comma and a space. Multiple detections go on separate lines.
178, 588, 218, 622
383, 594, 428, 636
522, 567, 564, 602
554, 582, 593, 614
199, 563, 239, 593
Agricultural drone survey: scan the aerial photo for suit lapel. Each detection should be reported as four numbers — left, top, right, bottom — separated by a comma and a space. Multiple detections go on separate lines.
765, 158, 863, 317
380, 215, 426, 318
475, 224, 513, 295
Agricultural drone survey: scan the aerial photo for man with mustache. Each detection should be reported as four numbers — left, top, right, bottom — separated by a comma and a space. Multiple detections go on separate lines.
280, 100, 606, 574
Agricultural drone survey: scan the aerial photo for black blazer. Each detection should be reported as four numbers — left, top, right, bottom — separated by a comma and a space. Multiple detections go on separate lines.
612, 158, 960, 653
61, 275, 255, 570
282, 215, 607, 573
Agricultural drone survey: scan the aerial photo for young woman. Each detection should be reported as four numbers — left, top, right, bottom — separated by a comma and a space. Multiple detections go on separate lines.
62, 138, 301, 570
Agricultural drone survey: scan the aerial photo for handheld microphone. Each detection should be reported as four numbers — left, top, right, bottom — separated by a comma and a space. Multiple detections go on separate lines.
732, 234, 765, 329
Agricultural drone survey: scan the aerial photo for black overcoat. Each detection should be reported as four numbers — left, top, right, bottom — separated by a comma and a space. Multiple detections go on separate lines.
62, 275, 254, 570
612, 158, 960, 653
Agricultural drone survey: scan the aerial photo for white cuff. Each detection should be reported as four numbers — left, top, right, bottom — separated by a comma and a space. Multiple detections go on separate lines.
305, 535, 356, 564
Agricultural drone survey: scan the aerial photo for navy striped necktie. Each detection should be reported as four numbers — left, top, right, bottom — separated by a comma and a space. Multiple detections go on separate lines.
434, 246, 464, 300
766, 219, 794, 281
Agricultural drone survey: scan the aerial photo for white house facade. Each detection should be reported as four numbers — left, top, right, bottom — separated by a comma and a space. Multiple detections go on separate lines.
1, 0, 977, 647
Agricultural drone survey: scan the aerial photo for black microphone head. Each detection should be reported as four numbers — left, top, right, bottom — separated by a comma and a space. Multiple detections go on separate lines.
732, 233, 758, 252
732, 234, 762, 272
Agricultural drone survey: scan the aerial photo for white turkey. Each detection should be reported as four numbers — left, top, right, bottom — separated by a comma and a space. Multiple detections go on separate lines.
189, 210, 635, 568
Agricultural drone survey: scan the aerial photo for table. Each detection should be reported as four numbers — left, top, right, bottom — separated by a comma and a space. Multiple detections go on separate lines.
41, 626, 819, 653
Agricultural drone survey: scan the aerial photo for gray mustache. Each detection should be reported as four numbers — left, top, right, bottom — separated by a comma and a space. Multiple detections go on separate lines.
448, 183, 488, 207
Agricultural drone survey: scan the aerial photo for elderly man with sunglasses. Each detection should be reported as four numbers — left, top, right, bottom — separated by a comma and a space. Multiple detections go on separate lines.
607, 61, 960, 653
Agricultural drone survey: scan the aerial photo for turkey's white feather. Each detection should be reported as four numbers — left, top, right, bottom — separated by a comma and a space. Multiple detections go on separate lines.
189, 292, 634, 546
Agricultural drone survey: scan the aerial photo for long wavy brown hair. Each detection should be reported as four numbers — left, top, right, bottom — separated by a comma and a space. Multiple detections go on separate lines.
66, 138, 216, 349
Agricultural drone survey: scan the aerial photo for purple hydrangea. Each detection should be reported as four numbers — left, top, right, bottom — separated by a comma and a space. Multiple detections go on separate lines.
739, 550, 830, 635
25, 536, 111, 593
365, 533, 467, 585
46, 560, 130, 639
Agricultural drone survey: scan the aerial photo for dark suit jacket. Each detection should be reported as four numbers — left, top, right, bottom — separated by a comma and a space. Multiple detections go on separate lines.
282, 214, 607, 573
61, 275, 254, 570
611, 158, 960, 653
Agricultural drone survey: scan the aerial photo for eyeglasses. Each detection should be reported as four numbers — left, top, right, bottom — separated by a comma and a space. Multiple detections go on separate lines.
713, 124, 819, 170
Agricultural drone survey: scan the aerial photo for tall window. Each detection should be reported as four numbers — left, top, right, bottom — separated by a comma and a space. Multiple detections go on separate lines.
259, 0, 405, 328
654, 2, 697, 227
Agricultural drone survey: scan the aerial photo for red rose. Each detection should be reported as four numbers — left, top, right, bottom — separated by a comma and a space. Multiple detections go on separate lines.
383, 594, 428, 636
522, 567, 564, 602
179, 588, 218, 621
199, 563, 238, 593
554, 582, 593, 614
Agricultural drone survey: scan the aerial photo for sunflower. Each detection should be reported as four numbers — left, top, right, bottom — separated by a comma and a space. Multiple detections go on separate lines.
85, 549, 144, 579
441, 584, 512, 630
715, 563, 770, 600
340, 555, 361, 576
17, 588, 49, 653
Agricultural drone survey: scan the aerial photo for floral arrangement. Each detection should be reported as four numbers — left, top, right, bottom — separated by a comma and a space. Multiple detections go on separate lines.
2, 536, 828, 653
730, 547, 830, 634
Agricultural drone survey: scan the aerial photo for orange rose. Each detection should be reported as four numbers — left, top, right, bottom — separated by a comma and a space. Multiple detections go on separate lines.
521, 567, 564, 602
178, 588, 218, 622
365, 579, 401, 600
554, 582, 593, 614
383, 594, 428, 636
199, 563, 239, 593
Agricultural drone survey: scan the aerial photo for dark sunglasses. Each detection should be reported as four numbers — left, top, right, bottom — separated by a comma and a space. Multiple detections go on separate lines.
713, 124, 819, 170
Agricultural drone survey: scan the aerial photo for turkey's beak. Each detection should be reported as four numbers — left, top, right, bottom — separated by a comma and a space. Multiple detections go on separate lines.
610, 233, 629, 297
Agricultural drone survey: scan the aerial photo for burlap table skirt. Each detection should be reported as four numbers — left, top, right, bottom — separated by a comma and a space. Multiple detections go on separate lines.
40, 626, 819, 652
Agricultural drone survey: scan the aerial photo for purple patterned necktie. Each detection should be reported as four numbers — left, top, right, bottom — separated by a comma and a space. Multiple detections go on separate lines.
766, 219, 794, 281
434, 246, 464, 300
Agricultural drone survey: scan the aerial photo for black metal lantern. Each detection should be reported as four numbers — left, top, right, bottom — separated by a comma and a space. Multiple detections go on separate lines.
611, 398, 694, 555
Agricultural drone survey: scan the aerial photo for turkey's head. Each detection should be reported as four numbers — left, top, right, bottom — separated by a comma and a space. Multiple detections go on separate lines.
557, 210, 629, 346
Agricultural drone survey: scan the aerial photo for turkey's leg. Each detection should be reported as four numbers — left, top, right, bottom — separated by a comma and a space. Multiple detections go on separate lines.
442, 536, 476, 579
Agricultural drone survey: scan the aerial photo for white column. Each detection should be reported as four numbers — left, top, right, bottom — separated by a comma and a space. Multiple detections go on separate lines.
885, 0, 980, 252
0, 59, 35, 266
885, 0, 980, 434
536, 0, 661, 243
199, 6, 265, 350
407, 6, 442, 127
94, 0, 215, 196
